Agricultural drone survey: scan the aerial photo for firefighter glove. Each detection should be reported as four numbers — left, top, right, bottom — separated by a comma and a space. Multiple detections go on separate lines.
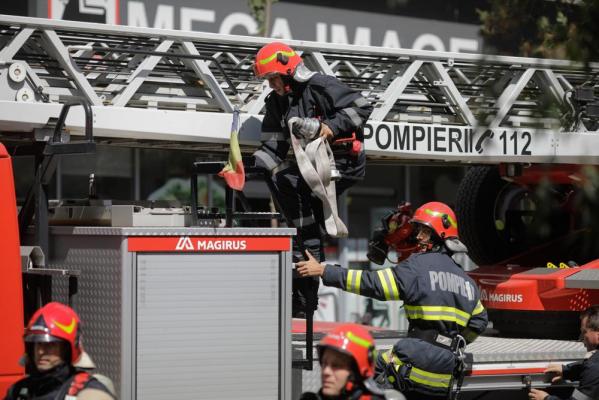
289, 117, 321, 140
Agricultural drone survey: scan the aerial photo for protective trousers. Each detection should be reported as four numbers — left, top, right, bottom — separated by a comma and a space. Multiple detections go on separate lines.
270, 150, 365, 317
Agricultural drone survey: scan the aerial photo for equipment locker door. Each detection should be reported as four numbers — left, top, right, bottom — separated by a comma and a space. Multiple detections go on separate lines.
135, 251, 289, 399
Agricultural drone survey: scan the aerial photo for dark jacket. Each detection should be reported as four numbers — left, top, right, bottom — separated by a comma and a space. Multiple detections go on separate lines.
547, 350, 599, 400
299, 390, 385, 400
4, 364, 114, 400
254, 73, 372, 177
299, 383, 404, 400
322, 250, 488, 343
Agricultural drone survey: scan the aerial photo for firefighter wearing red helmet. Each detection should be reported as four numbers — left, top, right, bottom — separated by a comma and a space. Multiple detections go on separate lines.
300, 324, 404, 400
297, 202, 488, 399
251, 41, 373, 318
4, 302, 115, 400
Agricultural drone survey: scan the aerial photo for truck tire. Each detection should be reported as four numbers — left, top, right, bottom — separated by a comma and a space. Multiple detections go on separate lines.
455, 166, 516, 265
457, 166, 576, 266
489, 309, 580, 340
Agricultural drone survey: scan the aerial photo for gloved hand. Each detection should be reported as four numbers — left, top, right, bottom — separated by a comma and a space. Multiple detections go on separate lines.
288, 117, 321, 140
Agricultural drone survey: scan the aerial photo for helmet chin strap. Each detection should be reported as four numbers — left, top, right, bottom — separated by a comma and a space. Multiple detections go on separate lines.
344, 381, 355, 393
417, 241, 433, 252
281, 74, 294, 94
341, 371, 362, 396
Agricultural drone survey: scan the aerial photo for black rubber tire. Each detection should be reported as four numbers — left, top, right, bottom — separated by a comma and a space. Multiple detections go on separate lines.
489, 309, 581, 340
456, 166, 513, 265
457, 166, 581, 266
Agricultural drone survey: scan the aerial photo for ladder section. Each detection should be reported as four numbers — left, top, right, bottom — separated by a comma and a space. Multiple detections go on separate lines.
0, 15, 598, 164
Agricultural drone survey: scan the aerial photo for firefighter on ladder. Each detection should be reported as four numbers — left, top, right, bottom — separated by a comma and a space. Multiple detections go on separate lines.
297, 202, 489, 399
300, 323, 405, 400
4, 302, 116, 400
251, 42, 373, 318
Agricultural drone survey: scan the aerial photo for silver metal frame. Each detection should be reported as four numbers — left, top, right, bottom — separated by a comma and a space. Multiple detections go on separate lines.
45, 226, 293, 400
0, 14, 598, 164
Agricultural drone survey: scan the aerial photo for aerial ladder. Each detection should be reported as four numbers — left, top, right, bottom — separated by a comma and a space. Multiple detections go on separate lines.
1, 14, 599, 399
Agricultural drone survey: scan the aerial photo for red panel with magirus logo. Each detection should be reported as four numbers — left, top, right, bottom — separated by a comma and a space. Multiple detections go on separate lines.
128, 236, 291, 252
469, 261, 599, 311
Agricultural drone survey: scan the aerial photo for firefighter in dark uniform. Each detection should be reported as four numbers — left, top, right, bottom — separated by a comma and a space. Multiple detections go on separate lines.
4, 302, 115, 400
252, 42, 373, 317
529, 305, 599, 400
300, 323, 405, 400
297, 202, 489, 399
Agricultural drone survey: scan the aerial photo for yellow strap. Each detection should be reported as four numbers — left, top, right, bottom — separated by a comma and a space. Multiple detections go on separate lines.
346, 331, 372, 349
424, 208, 457, 228
258, 50, 296, 65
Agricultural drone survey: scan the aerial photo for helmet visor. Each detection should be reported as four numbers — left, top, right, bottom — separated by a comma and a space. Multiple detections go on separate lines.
24, 332, 65, 343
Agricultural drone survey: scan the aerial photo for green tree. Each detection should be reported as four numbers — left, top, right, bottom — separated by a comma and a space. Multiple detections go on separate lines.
248, 0, 278, 37
478, 0, 599, 62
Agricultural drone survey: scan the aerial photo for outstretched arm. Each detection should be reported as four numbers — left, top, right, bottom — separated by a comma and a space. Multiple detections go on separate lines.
297, 250, 401, 301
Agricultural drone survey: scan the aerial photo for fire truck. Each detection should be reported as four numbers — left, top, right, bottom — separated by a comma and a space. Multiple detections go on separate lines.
0, 14, 598, 399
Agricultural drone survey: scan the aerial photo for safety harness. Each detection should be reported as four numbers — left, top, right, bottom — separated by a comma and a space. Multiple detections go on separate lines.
448, 335, 467, 400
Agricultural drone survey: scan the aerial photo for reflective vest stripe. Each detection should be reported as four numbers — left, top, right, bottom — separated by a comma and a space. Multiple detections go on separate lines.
404, 305, 470, 326
393, 360, 451, 388
405, 305, 470, 320
341, 107, 363, 126
409, 373, 451, 389
377, 269, 400, 300
472, 300, 485, 316
258, 50, 296, 65
261, 131, 287, 141
386, 269, 400, 300
254, 148, 280, 171
347, 270, 362, 295
353, 97, 369, 107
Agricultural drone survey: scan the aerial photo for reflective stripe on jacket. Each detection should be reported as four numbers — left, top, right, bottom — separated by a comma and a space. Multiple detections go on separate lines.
322, 250, 488, 343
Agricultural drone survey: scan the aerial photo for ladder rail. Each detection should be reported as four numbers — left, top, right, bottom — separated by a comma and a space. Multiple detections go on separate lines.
1, 14, 598, 165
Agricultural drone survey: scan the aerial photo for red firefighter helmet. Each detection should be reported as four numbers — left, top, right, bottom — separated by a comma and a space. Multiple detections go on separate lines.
318, 323, 375, 379
254, 42, 302, 78
411, 201, 458, 239
384, 202, 419, 262
24, 302, 83, 364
